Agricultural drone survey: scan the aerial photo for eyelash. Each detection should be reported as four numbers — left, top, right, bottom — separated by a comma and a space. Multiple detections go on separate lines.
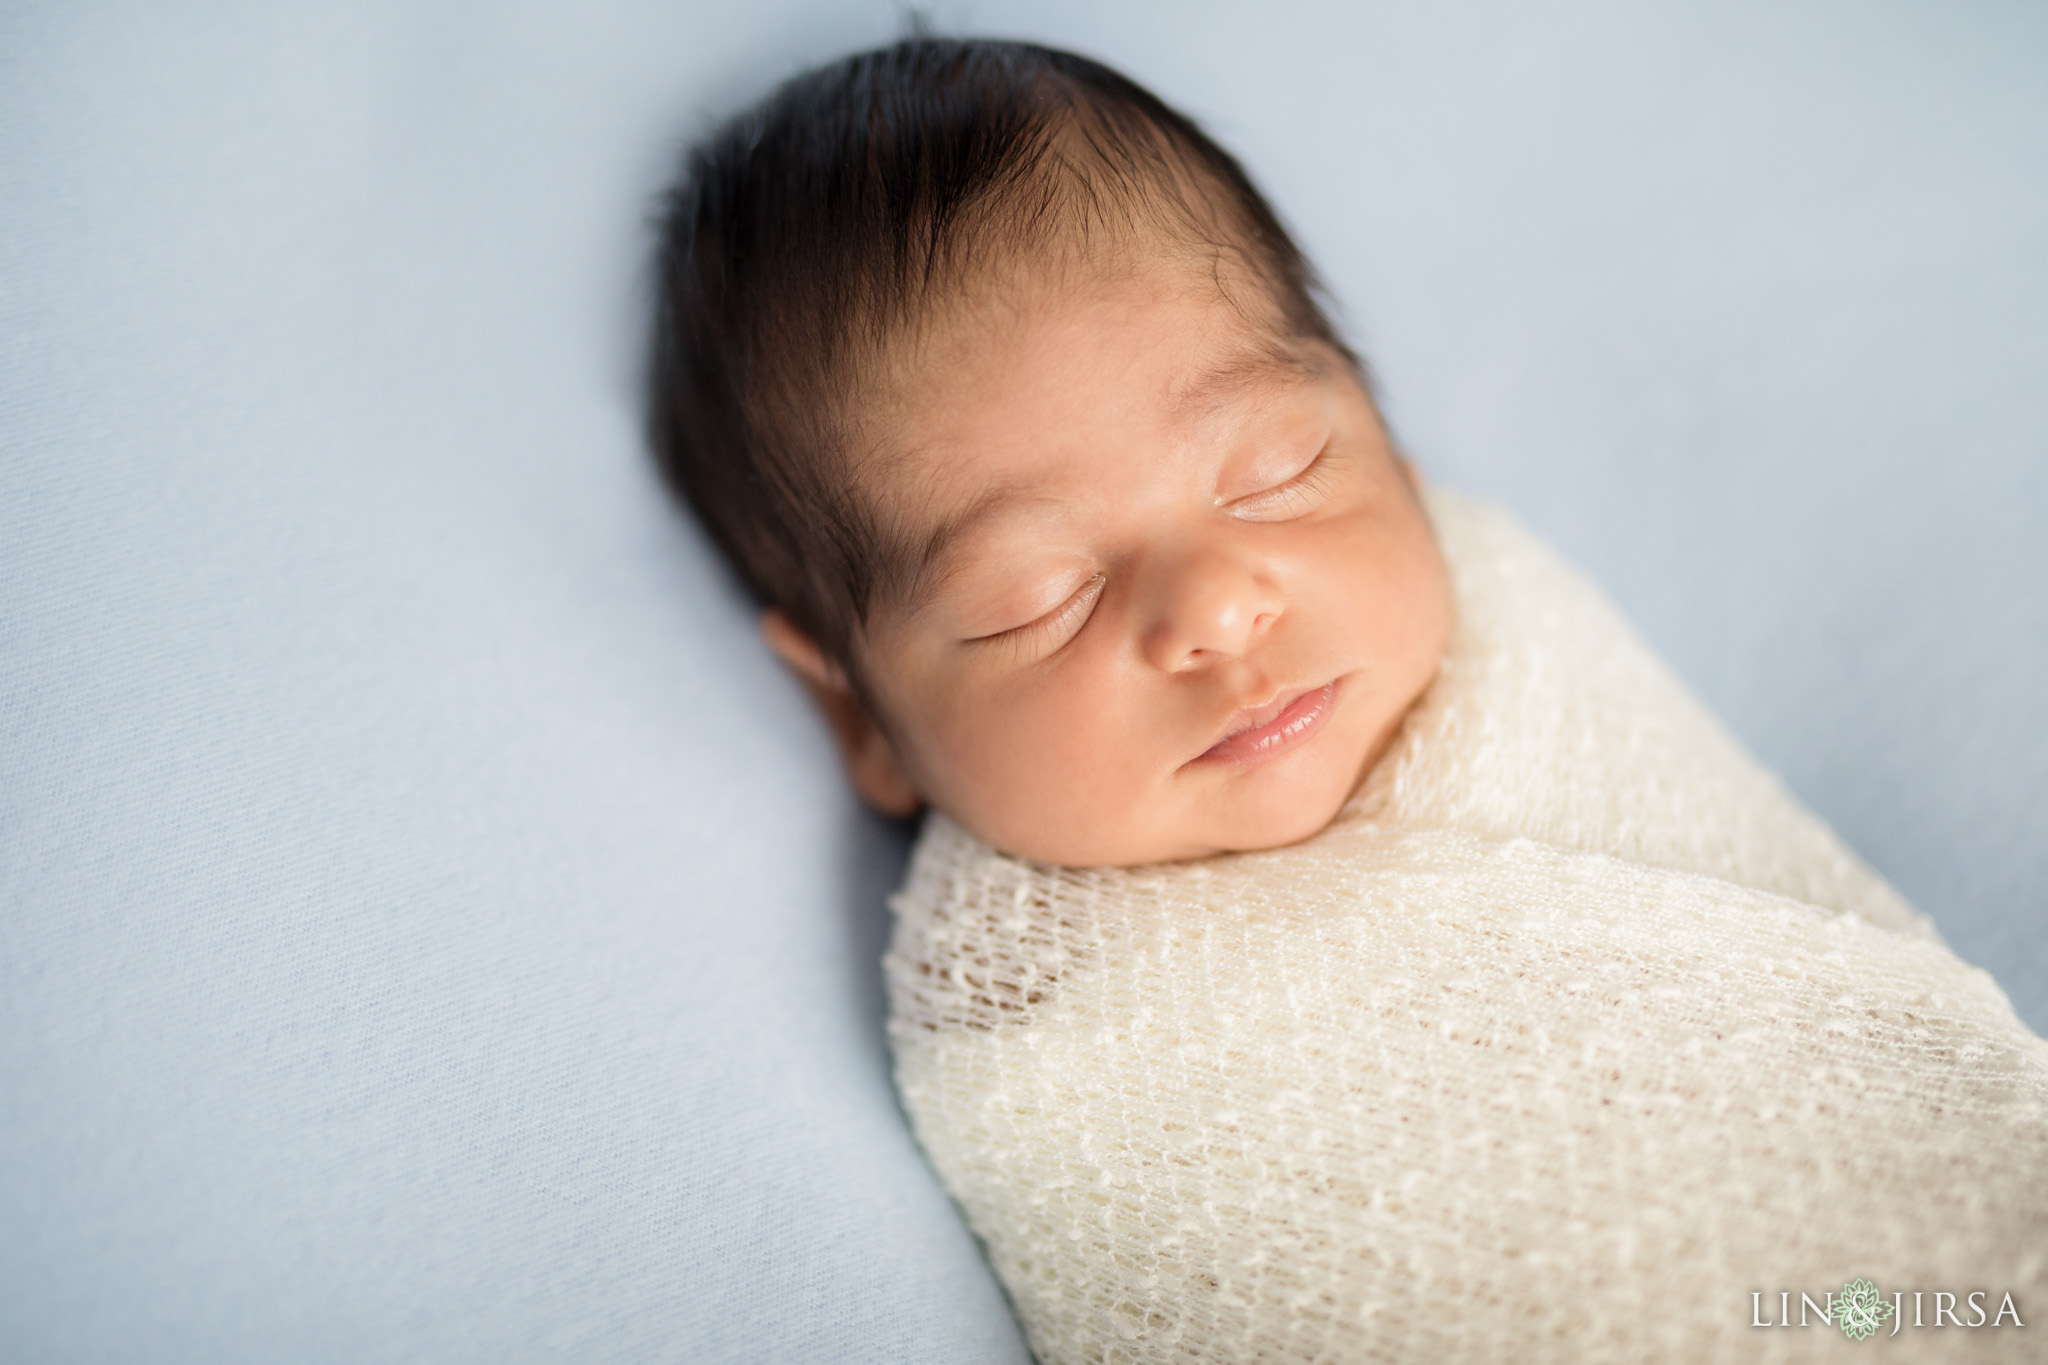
1230, 445, 1336, 521
974, 573, 1106, 657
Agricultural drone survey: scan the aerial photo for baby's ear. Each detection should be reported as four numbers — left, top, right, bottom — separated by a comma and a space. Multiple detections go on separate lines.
759, 610, 922, 817
760, 608, 842, 691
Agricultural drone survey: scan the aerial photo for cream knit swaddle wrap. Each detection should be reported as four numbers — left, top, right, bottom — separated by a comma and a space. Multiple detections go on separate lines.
884, 489, 2048, 1364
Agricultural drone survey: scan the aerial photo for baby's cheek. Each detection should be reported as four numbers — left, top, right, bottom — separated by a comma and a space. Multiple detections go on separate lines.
934, 677, 1167, 862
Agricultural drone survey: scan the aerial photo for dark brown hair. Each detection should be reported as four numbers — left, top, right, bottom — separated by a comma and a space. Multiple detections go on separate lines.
648, 37, 1348, 684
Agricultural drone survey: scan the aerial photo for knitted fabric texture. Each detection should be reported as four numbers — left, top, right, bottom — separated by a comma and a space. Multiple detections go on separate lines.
884, 489, 2048, 1364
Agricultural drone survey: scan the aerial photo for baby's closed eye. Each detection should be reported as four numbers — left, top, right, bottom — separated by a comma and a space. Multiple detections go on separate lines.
1223, 441, 1339, 523
967, 573, 1106, 658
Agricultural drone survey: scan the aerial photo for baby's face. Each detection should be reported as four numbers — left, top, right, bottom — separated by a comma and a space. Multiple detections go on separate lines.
832, 256, 1452, 866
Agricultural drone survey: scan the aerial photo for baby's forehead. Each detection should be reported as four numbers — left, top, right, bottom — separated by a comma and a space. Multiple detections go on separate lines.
878, 256, 1312, 435
872, 297, 1324, 477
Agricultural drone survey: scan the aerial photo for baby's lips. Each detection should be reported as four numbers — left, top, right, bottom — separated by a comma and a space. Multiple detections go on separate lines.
1198, 679, 1339, 763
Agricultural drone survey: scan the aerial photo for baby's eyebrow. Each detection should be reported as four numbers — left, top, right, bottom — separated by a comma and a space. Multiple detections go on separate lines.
1167, 337, 1320, 421
898, 483, 1057, 615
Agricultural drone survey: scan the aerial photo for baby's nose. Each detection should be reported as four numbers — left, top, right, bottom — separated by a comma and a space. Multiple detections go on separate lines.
1139, 549, 1283, 672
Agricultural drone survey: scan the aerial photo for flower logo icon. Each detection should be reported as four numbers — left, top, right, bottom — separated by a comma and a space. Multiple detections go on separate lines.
1832, 1278, 1895, 1340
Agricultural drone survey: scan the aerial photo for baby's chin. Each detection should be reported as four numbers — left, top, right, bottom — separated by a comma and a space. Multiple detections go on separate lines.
1177, 772, 1362, 861
1030, 797, 1351, 870
954, 753, 1367, 870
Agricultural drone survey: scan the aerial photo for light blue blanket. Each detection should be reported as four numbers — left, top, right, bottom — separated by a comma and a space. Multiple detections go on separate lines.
3, 3, 2042, 1360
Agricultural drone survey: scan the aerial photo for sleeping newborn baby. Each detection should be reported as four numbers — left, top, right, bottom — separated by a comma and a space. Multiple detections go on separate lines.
650, 38, 2048, 1364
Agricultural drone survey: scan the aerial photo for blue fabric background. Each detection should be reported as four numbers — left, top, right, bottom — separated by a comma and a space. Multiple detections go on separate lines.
3, 2, 2042, 1360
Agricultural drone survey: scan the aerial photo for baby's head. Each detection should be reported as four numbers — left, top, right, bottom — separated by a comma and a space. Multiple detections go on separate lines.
651, 38, 1451, 867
